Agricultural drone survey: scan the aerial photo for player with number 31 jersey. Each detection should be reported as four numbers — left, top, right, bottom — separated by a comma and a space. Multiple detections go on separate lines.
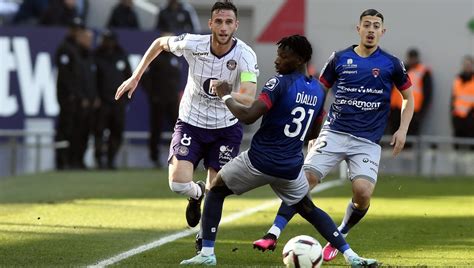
250, 73, 326, 180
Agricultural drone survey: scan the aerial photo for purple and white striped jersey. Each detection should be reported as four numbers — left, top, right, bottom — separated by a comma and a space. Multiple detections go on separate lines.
168, 33, 259, 129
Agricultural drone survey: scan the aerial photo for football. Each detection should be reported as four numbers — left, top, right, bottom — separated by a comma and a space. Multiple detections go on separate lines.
282, 235, 323, 268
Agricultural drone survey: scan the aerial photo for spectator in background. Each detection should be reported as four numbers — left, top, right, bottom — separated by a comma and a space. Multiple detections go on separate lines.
40, 0, 88, 26
142, 37, 182, 167
94, 30, 131, 169
107, 0, 139, 29
11, 0, 49, 25
54, 18, 86, 170
156, 0, 200, 34
451, 55, 474, 150
70, 27, 99, 169
388, 48, 432, 140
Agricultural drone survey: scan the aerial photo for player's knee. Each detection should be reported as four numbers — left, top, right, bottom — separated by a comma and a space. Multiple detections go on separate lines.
353, 191, 372, 209
169, 181, 192, 195
294, 195, 316, 215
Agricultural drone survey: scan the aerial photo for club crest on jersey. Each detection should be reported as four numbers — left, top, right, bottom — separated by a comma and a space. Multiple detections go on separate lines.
264, 77, 280, 91
372, 68, 380, 78
226, 59, 237, 70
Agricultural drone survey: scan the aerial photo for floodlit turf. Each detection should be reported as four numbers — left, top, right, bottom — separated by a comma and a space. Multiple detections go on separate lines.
0, 170, 472, 267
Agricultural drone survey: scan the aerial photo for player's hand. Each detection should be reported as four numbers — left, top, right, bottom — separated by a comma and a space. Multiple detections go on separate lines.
115, 76, 139, 100
215, 80, 232, 99
390, 129, 407, 157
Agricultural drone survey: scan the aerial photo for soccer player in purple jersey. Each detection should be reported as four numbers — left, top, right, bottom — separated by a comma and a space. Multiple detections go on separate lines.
115, 0, 259, 232
253, 9, 414, 263
180, 35, 378, 267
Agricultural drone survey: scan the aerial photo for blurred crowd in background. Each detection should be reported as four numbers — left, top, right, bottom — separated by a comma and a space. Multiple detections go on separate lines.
0, 0, 473, 171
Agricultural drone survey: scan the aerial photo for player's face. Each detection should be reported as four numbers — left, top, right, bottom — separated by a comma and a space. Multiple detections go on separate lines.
357, 15, 385, 49
209, 9, 238, 45
274, 47, 301, 75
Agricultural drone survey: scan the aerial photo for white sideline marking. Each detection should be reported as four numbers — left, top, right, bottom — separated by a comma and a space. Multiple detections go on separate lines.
87, 179, 344, 267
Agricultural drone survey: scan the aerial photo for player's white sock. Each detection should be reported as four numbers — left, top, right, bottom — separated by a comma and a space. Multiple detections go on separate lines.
201, 246, 214, 256
342, 248, 358, 261
169, 181, 203, 199
268, 225, 281, 238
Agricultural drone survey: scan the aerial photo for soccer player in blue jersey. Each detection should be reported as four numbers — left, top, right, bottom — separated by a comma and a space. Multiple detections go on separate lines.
180, 35, 379, 267
253, 9, 414, 263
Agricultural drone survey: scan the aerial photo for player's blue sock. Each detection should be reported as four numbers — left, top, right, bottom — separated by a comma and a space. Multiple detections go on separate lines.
339, 200, 369, 234
201, 185, 233, 244
292, 196, 349, 252
268, 202, 296, 237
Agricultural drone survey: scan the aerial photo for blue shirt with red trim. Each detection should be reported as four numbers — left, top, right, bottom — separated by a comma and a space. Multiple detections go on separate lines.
248, 72, 326, 180
319, 45, 412, 143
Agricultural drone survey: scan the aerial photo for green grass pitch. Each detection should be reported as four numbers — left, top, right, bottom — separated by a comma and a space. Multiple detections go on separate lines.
0, 170, 472, 267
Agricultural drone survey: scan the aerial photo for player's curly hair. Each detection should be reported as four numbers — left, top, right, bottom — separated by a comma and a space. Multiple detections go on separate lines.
277, 35, 312, 63
211, 1, 238, 18
360, 9, 384, 23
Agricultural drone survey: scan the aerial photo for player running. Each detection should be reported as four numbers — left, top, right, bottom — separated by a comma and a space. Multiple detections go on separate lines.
115, 1, 258, 229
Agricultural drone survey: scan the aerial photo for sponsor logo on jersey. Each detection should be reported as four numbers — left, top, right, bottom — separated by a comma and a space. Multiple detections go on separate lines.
372, 68, 380, 78
192, 51, 209, 56
334, 98, 381, 111
226, 59, 237, 70
337, 85, 383, 94
264, 77, 279, 91
342, 70, 358, 75
342, 58, 358, 69
218, 145, 234, 168
177, 145, 189, 156
175, 33, 187, 41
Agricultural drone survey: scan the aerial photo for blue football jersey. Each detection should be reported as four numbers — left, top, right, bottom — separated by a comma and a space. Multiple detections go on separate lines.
320, 46, 412, 143
248, 72, 326, 180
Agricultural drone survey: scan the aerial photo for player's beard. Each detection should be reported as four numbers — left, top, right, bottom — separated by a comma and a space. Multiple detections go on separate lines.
213, 32, 234, 46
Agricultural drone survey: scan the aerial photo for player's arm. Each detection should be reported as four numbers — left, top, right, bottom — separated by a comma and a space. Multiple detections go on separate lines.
231, 81, 257, 106
115, 36, 173, 100
215, 81, 267, 124
305, 111, 326, 142
391, 86, 414, 156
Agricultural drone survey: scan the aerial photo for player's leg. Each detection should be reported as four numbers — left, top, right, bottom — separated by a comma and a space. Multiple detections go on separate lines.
254, 130, 344, 251
195, 123, 244, 250
182, 151, 265, 265
292, 195, 378, 267
180, 173, 232, 265
322, 139, 380, 262
270, 170, 378, 267
167, 120, 207, 227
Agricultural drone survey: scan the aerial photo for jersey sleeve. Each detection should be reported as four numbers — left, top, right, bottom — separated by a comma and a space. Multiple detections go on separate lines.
167, 33, 192, 57
319, 52, 338, 88
392, 58, 412, 91
239, 47, 259, 83
258, 76, 283, 110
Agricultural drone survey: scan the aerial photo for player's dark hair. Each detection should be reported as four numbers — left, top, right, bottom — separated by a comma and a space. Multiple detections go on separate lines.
277, 35, 312, 63
211, 1, 238, 18
359, 9, 384, 23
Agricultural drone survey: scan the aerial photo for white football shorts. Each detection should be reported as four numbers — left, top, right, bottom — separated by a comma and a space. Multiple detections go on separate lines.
303, 130, 381, 184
